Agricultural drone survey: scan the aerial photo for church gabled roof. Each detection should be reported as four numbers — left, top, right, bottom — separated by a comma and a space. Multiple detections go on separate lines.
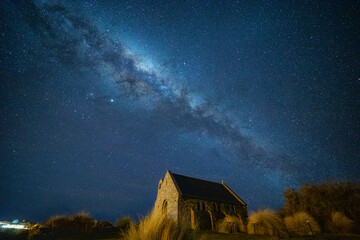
168, 171, 246, 206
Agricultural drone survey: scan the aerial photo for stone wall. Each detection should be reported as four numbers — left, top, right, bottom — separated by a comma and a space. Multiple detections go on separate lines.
154, 171, 248, 232
154, 171, 179, 220
178, 196, 248, 231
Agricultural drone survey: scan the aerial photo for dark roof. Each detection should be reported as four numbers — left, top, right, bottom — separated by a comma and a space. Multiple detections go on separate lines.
169, 171, 246, 206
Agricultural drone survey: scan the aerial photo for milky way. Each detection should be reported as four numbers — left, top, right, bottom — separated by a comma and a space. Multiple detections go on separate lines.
1, 0, 359, 221
21, 1, 297, 174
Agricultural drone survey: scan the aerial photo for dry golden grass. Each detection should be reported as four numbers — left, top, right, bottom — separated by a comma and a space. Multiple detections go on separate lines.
329, 211, 354, 234
284, 211, 320, 235
217, 215, 246, 233
282, 181, 360, 233
44, 211, 95, 233
117, 216, 132, 236
45, 214, 72, 229
123, 209, 198, 240
247, 209, 287, 238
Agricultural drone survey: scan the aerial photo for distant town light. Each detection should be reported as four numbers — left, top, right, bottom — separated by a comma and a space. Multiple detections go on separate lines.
0, 220, 29, 230
1, 223, 28, 229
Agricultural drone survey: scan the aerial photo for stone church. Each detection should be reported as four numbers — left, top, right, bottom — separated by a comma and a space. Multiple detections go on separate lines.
154, 171, 248, 231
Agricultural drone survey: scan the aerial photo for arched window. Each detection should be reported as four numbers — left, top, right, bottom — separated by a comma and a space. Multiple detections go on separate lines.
214, 203, 219, 212
208, 210, 214, 231
220, 203, 224, 211
190, 208, 196, 229
162, 200, 168, 215
226, 205, 230, 212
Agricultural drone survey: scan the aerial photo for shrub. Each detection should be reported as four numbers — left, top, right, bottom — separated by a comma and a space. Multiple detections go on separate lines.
282, 188, 300, 216
42, 212, 96, 235
282, 182, 360, 232
247, 209, 288, 238
96, 220, 114, 230
123, 209, 195, 240
30, 212, 119, 239
217, 215, 246, 233
117, 216, 132, 236
284, 212, 321, 235
28, 223, 41, 238
71, 212, 95, 233
328, 211, 353, 234
44, 215, 72, 230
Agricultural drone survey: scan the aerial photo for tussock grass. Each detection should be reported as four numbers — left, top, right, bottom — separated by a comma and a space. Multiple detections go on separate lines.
329, 211, 353, 234
281, 182, 360, 233
44, 211, 95, 233
31, 211, 118, 239
284, 212, 320, 235
217, 215, 246, 233
117, 216, 132, 236
45, 215, 72, 229
247, 209, 288, 238
123, 209, 197, 240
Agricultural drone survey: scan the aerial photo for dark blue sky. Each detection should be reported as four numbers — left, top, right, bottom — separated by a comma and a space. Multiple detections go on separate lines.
1, 0, 359, 222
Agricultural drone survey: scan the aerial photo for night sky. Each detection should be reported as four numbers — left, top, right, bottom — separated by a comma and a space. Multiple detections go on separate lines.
1, 1, 359, 222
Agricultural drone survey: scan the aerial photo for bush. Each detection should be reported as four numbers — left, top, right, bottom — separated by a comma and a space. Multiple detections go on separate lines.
71, 212, 95, 233
282, 182, 360, 232
44, 215, 72, 230
43, 211, 95, 234
117, 216, 132, 236
284, 212, 320, 235
217, 215, 246, 233
123, 209, 196, 240
328, 211, 353, 234
28, 212, 119, 239
247, 209, 288, 238
28, 223, 41, 239
282, 188, 300, 216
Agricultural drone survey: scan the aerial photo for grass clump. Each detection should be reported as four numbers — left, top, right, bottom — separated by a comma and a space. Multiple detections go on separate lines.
328, 211, 353, 234
116, 216, 132, 236
217, 215, 246, 233
247, 209, 288, 238
29, 212, 118, 239
44, 211, 95, 234
284, 211, 320, 235
123, 209, 196, 240
281, 182, 360, 233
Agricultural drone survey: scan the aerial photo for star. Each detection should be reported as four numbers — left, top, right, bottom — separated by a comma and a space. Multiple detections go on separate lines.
0, 0, 358, 223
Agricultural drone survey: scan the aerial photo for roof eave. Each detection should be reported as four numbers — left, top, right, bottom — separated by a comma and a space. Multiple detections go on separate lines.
222, 181, 247, 206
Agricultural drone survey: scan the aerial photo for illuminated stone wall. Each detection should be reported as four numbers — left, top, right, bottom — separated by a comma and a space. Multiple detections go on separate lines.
154, 171, 179, 220
178, 197, 248, 230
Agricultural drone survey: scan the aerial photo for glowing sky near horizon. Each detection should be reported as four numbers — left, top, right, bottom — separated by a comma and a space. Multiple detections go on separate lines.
0, 0, 359, 222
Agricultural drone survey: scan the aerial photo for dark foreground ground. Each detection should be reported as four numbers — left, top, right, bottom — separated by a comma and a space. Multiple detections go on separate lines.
195, 231, 360, 240
1, 231, 360, 240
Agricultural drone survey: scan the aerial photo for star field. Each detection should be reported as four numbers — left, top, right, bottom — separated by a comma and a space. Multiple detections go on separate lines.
0, 1, 359, 222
